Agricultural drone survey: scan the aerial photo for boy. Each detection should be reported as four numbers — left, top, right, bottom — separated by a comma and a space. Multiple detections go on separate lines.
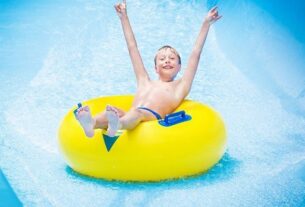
75, 0, 221, 138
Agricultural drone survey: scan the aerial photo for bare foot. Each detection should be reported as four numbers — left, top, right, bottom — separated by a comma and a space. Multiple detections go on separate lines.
75, 106, 95, 137
106, 105, 121, 137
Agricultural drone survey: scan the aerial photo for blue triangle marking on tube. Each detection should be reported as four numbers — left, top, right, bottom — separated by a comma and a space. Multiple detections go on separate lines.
103, 133, 120, 152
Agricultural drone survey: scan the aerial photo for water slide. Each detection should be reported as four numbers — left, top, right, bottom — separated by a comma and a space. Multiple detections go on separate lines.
1, 0, 304, 206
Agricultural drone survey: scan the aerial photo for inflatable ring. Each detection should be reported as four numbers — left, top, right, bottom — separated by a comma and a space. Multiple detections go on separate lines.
58, 95, 226, 181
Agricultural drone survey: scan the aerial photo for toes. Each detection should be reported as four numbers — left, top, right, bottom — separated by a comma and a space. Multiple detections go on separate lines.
76, 106, 90, 116
112, 107, 119, 115
106, 105, 119, 115
106, 105, 112, 111
77, 107, 84, 114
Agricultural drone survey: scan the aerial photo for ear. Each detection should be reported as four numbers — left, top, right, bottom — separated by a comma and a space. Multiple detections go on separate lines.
155, 65, 160, 74
177, 64, 181, 72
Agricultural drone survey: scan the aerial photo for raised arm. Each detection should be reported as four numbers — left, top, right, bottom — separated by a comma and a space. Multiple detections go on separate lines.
114, 0, 150, 85
181, 6, 222, 92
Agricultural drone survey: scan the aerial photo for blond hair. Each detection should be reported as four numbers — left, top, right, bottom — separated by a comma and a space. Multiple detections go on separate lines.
154, 45, 181, 66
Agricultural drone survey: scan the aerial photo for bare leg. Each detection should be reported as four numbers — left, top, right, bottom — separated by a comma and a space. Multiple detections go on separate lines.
106, 106, 144, 137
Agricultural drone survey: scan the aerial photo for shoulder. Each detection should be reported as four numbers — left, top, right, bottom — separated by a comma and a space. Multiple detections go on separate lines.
137, 76, 152, 88
173, 78, 190, 97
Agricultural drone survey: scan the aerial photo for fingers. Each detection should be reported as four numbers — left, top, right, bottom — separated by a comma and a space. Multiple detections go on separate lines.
114, 4, 119, 12
216, 15, 222, 21
210, 14, 222, 23
208, 5, 222, 21
211, 8, 218, 15
206, 6, 222, 25
114, 1, 126, 13
209, 15, 222, 25
210, 6, 218, 12
209, 6, 219, 16
213, 12, 219, 19
115, 0, 126, 7
114, 5, 122, 14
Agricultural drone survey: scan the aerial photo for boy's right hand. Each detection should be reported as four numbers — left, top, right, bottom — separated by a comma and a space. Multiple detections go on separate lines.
205, 6, 222, 25
114, 0, 127, 18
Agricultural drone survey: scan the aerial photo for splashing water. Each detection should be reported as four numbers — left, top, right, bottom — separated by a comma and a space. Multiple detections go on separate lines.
1, 0, 305, 206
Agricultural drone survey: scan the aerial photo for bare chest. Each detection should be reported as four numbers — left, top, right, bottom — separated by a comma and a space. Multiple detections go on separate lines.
133, 81, 185, 112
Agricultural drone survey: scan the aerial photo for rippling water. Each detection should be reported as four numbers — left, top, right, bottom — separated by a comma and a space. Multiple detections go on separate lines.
1, 0, 305, 206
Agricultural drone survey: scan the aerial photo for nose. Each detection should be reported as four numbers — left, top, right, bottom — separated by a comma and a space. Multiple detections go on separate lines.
165, 58, 170, 63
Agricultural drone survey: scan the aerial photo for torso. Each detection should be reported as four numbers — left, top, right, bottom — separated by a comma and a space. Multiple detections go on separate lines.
131, 79, 187, 118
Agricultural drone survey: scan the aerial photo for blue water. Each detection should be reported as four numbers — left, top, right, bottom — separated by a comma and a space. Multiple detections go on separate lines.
1, 0, 305, 206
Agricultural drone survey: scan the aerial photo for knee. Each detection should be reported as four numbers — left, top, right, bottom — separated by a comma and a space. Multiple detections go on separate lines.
118, 109, 144, 128
135, 108, 156, 121
93, 112, 107, 128
121, 109, 145, 121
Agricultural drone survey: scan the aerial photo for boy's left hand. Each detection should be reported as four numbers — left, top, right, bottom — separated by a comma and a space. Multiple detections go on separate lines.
205, 6, 222, 25
114, 0, 127, 18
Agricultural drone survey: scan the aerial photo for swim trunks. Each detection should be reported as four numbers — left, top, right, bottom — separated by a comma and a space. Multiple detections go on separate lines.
137, 107, 162, 120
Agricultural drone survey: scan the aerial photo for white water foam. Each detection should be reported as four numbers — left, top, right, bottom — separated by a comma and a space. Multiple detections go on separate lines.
1, 0, 305, 206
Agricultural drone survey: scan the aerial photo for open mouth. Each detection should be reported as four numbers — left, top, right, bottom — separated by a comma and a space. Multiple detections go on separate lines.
163, 66, 173, 69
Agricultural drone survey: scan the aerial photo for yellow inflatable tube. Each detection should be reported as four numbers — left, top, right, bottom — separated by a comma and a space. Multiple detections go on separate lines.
58, 95, 226, 182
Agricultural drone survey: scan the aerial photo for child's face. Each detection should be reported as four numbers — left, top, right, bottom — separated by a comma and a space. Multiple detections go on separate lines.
155, 48, 181, 81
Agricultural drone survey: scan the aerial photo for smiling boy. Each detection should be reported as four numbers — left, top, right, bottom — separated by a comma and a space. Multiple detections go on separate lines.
75, 0, 221, 137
